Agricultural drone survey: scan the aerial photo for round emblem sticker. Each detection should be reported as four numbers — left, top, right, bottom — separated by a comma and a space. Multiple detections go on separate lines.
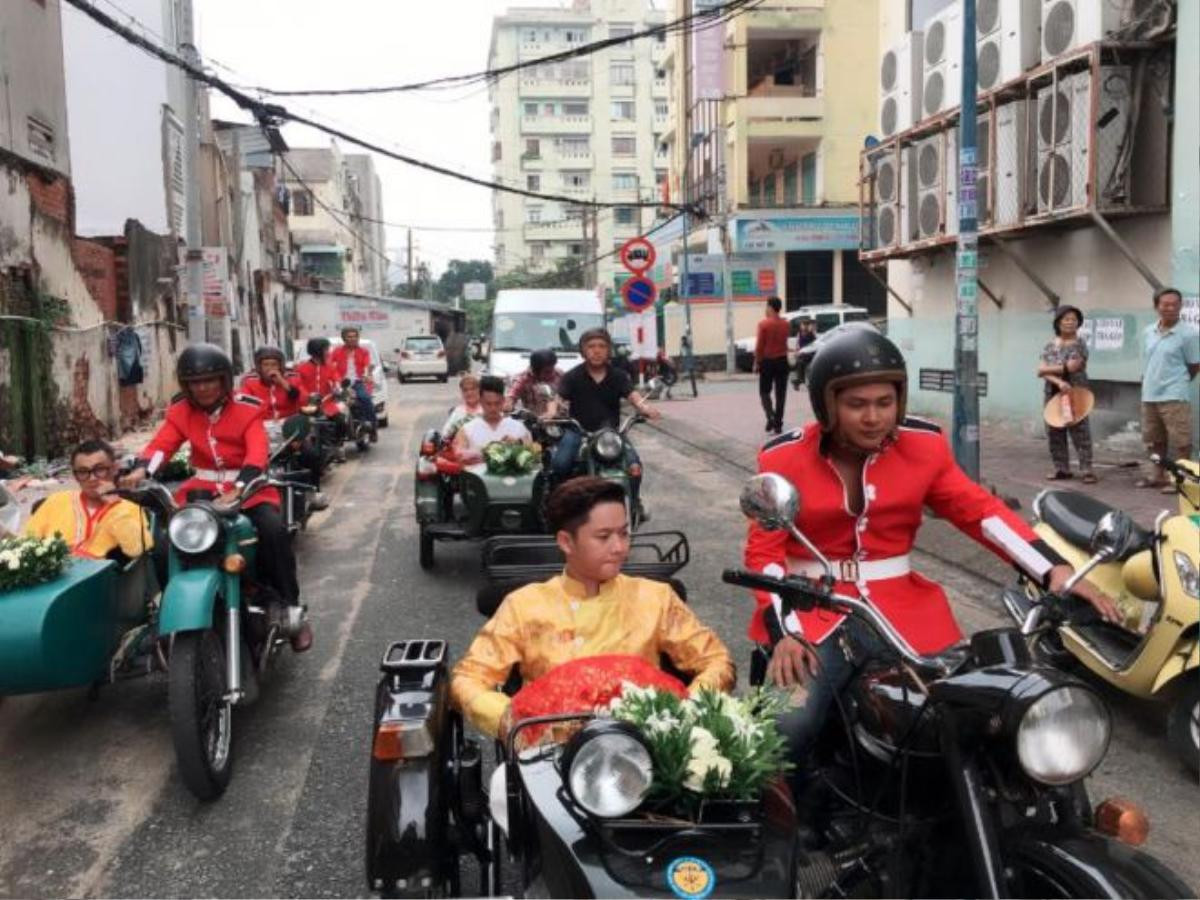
666, 857, 715, 900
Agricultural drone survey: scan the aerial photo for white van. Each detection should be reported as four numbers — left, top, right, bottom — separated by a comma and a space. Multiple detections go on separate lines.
486, 290, 605, 379
734, 304, 870, 370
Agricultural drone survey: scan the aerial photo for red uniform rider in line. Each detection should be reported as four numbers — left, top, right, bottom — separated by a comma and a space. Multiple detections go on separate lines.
239, 346, 303, 421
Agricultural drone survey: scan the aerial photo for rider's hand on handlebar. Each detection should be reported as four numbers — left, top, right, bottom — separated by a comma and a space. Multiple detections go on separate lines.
213, 489, 241, 512
1047, 564, 1123, 625
767, 636, 821, 688
117, 467, 147, 489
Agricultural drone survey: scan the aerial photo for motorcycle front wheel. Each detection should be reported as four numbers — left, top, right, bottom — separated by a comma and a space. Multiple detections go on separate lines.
1004, 832, 1194, 898
1167, 680, 1199, 776
169, 629, 234, 801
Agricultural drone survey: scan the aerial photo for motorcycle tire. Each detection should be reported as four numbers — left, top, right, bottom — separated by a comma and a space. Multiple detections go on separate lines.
419, 526, 435, 570
169, 628, 234, 801
1167, 680, 1200, 777
1003, 832, 1194, 898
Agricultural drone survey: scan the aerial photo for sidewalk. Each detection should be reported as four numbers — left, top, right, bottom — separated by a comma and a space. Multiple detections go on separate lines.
648, 380, 1170, 586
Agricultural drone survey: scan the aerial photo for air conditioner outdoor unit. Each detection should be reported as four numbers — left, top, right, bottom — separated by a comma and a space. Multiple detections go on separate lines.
1036, 67, 1131, 213
868, 145, 914, 248
879, 31, 924, 137
1040, 0, 1124, 61
915, 128, 958, 240
991, 101, 1031, 225
922, 4, 963, 119
976, 0, 1041, 92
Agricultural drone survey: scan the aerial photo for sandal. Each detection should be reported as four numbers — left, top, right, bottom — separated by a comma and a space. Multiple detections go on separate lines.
1046, 471, 1074, 480
1080, 471, 1098, 484
1135, 478, 1168, 489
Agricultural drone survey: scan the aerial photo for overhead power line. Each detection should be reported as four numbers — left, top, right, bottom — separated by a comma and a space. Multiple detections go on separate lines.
61, 0, 707, 218
237, 0, 762, 97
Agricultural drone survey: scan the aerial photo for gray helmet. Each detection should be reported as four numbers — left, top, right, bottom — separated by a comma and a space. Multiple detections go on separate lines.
806, 326, 907, 431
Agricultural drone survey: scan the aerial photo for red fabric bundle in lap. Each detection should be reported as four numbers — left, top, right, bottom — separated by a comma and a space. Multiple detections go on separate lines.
510, 654, 687, 744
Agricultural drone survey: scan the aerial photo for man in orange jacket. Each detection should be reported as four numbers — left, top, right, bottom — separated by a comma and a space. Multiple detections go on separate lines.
122, 343, 312, 651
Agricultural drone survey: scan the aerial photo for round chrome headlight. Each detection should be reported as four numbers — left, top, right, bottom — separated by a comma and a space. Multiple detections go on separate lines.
1016, 686, 1110, 785
593, 429, 624, 463
168, 507, 220, 555
564, 721, 652, 818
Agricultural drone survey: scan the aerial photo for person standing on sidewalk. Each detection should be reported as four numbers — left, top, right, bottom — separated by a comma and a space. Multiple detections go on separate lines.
1036, 305, 1096, 483
755, 297, 790, 435
1138, 287, 1199, 491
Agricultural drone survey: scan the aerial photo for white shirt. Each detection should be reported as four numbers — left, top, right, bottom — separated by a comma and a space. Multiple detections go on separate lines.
460, 416, 531, 451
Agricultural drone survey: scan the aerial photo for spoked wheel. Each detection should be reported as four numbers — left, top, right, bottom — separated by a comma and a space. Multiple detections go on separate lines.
1168, 681, 1200, 777
169, 629, 234, 801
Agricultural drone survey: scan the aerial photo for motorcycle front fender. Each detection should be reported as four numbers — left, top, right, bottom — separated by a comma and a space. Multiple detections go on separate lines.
158, 568, 223, 636
1004, 830, 1195, 898
1152, 636, 1199, 695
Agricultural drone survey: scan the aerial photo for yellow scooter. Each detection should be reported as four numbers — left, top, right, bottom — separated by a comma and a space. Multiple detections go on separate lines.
1003, 456, 1199, 776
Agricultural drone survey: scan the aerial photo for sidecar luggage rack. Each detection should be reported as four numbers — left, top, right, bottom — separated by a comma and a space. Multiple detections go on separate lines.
481, 530, 689, 583
380, 639, 446, 674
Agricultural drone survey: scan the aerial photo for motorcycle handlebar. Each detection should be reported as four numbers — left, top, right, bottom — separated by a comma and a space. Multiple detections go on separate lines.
1151, 454, 1198, 482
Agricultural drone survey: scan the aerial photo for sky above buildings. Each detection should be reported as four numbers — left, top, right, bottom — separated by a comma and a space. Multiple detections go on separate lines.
198, 0, 527, 281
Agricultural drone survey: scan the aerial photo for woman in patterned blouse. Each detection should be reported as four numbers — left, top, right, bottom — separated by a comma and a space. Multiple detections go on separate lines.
1035, 305, 1097, 483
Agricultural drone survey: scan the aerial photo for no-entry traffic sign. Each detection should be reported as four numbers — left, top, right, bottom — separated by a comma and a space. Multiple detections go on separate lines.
621, 276, 658, 312
619, 237, 656, 275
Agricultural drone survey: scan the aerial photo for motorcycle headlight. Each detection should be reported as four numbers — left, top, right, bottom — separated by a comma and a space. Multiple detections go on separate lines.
1173, 551, 1199, 599
544, 424, 563, 440
593, 429, 624, 463
168, 507, 220, 555
1016, 686, 1110, 785
562, 720, 652, 818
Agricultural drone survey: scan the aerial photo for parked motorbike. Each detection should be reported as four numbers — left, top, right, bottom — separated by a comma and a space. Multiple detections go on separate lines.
721, 472, 1193, 898
365, 531, 813, 899
1004, 455, 1199, 775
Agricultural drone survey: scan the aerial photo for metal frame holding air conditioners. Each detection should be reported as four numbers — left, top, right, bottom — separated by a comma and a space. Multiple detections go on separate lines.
858, 38, 1172, 294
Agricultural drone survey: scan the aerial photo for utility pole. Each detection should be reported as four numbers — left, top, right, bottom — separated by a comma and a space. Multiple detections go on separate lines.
678, 0, 695, 372
719, 166, 735, 374
178, 0, 204, 344
952, 0, 981, 480
406, 228, 414, 298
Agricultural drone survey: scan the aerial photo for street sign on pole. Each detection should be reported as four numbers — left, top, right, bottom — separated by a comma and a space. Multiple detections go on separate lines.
953, 0, 981, 481
621, 276, 658, 312
463, 281, 487, 302
619, 237, 656, 275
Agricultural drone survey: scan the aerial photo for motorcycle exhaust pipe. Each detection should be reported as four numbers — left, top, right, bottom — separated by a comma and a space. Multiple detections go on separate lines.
226, 607, 243, 704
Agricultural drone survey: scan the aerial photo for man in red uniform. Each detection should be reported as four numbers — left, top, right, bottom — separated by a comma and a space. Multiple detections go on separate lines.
121, 344, 312, 651
329, 326, 378, 442
754, 296, 791, 435
295, 337, 340, 418
741, 327, 1119, 768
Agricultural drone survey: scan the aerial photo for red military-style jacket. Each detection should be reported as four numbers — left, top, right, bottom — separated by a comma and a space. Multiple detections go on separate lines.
743, 418, 1063, 655
139, 394, 280, 511
238, 372, 302, 421
330, 344, 373, 386
295, 358, 340, 417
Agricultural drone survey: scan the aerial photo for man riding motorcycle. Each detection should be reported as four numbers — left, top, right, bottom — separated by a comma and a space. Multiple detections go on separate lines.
121, 343, 313, 651
330, 326, 378, 443
241, 346, 329, 511
741, 328, 1121, 770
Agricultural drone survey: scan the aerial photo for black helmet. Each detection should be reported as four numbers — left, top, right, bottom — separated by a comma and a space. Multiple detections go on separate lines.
807, 326, 907, 432
176, 343, 233, 406
253, 345, 285, 366
530, 348, 558, 373
306, 337, 330, 360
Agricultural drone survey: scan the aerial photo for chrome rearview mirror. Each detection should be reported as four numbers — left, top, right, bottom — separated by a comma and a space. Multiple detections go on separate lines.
1090, 510, 1133, 560
740, 473, 800, 531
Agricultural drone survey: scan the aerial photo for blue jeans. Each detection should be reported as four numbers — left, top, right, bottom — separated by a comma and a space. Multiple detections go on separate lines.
775, 618, 886, 775
352, 381, 376, 427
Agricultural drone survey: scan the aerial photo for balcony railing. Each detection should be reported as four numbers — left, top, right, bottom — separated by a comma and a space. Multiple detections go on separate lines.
520, 114, 592, 135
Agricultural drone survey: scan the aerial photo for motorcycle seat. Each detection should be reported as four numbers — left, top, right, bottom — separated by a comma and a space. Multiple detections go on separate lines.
1036, 490, 1153, 560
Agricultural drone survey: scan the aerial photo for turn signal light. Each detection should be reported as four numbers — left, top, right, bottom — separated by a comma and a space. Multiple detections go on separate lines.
372, 720, 435, 761
628, 463, 643, 478
1095, 797, 1149, 846
223, 554, 247, 574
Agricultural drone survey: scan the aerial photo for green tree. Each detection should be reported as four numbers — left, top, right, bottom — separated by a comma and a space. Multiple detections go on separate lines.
433, 259, 495, 305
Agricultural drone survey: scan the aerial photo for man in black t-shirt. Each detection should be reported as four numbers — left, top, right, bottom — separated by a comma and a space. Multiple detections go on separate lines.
549, 328, 659, 484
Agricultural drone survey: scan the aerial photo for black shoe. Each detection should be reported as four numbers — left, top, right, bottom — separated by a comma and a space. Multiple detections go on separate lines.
765, 420, 775, 433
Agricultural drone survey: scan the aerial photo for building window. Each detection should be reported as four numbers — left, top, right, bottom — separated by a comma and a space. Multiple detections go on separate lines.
615, 207, 637, 225
526, 206, 543, 223
570, 243, 584, 256
523, 29, 538, 44
524, 138, 541, 159
612, 172, 638, 191
563, 101, 589, 116
612, 136, 636, 157
610, 24, 634, 39
655, 169, 668, 186
543, 102, 556, 116
531, 243, 546, 261
292, 188, 314, 216
611, 100, 635, 120
492, 141, 502, 162
610, 63, 636, 85
654, 100, 669, 118
527, 174, 541, 191
523, 102, 539, 117
655, 30, 667, 45
563, 171, 590, 189
565, 207, 585, 221
564, 28, 587, 43
557, 137, 590, 156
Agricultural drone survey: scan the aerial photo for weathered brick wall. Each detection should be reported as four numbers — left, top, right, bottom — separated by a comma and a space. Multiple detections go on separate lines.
70, 238, 117, 320
25, 171, 72, 226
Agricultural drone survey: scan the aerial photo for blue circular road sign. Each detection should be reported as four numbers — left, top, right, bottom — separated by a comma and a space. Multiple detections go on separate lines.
622, 276, 658, 312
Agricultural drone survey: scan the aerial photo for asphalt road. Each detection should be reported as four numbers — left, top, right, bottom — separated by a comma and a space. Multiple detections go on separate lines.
0, 380, 1195, 897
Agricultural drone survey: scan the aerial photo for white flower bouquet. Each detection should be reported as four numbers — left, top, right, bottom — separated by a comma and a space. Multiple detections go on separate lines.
607, 684, 791, 818
0, 534, 71, 592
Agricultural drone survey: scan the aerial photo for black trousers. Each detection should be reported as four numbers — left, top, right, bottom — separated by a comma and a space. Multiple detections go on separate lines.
759, 357, 790, 426
243, 503, 300, 606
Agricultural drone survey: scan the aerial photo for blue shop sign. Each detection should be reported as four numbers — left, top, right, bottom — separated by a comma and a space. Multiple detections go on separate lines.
735, 213, 861, 252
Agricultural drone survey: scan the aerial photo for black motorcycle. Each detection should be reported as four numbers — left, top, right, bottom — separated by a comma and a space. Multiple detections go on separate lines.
721, 473, 1193, 899
264, 414, 320, 535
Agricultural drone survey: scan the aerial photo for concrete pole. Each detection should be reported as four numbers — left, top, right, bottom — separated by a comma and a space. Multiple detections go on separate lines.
952, 0, 981, 481
679, 0, 694, 370
178, 0, 205, 344
406, 228, 414, 297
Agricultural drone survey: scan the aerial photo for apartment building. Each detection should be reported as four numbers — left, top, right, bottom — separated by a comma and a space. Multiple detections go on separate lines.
488, 0, 670, 292
660, 0, 886, 356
